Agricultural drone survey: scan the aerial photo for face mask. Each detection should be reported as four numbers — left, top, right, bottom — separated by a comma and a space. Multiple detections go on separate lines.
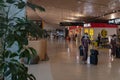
85, 34, 89, 37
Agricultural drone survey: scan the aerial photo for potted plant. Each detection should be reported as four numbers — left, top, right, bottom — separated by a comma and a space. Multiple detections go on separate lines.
28, 29, 49, 61
0, 0, 45, 80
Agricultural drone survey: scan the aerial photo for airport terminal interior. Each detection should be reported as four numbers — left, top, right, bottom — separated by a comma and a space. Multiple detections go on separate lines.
0, 0, 120, 80
27, 0, 120, 80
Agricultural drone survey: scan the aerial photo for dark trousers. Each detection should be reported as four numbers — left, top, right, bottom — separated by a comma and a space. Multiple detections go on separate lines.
98, 40, 100, 46
111, 45, 116, 56
82, 47, 88, 61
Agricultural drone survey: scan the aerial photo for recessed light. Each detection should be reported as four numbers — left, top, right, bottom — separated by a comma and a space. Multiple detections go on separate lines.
66, 17, 78, 20
77, 0, 81, 4
112, 10, 116, 13
75, 13, 84, 17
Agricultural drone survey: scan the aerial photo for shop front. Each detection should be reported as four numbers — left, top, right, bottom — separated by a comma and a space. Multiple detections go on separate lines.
83, 23, 118, 39
108, 18, 120, 42
83, 23, 118, 47
68, 26, 82, 41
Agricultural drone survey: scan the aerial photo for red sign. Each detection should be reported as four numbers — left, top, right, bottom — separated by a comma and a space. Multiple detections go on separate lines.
90, 23, 117, 28
69, 23, 117, 29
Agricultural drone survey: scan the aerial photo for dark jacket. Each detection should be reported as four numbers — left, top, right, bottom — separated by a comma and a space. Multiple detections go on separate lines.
81, 36, 90, 48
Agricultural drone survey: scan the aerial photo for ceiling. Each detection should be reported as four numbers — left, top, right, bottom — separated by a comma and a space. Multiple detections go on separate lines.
27, 0, 120, 27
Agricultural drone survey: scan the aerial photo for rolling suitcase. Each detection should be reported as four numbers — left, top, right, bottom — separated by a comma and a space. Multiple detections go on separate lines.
79, 45, 84, 56
90, 49, 99, 55
90, 49, 98, 65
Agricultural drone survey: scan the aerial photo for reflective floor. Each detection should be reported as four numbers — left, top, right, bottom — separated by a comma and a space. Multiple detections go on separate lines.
28, 39, 120, 80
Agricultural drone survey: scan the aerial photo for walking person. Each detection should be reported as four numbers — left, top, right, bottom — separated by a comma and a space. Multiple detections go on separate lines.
81, 33, 91, 64
97, 33, 101, 47
110, 34, 117, 57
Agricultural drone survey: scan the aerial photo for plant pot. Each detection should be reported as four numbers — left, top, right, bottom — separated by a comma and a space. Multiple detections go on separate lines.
23, 55, 40, 64
28, 39, 48, 61
39, 39, 47, 60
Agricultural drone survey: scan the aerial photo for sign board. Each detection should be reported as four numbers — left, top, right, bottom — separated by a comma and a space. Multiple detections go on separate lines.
101, 29, 107, 38
84, 23, 91, 27
83, 23, 117, 28
60, 22, 83, 26
108, 18, 120, 25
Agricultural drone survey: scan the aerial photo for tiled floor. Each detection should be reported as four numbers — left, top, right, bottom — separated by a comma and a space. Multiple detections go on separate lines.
28, 39, 120, 80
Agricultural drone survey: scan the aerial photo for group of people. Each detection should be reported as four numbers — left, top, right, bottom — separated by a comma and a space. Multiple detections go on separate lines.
80, 33, 117, 64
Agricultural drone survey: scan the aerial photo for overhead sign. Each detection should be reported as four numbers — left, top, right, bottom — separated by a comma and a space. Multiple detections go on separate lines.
84, 23, 91, 27
60, 22, 83, 26
108, 18, 120, 25
83, 23, 117, 28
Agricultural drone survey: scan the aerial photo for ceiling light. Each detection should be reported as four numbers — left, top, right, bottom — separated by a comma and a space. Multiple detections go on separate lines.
63, 19, 77, 22
75, 13, 84, 17
110, 14, 116, 19
63, 19, 72, 22
66, 17, 78, 20
112, 10, 116, 13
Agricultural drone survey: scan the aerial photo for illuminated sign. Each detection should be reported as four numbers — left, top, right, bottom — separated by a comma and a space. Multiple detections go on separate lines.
84, 23, 117, 28
108, 18, 120, 25
84, 23, 91, 27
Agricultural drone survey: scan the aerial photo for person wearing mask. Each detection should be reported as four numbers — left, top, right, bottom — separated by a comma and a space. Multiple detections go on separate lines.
81, 33, 91, 64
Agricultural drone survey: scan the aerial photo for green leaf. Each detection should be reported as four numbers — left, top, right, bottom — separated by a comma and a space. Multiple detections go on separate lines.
0, 32, 4, 37
28, 74, 36, 80
17, 41, 23, 52
17, 40, 24, 47
11, 59, 18, 63
5, 34, 15, 47
7, 40, 15, 48
10, 53, 18, 58
8, 62, 19, 76
21, 37, 28, 45
0, 55, 3, 59
3, 64, 8, 73
19, 63, 27, 71
0, 0, 4, 3
0, 4, 4, 10
19, 49, 31, 59
4, 70, 11, 77
15, 33, 28, 45
15, 1, 26, 9
4, 51, 11, 58
27, 2, 45, 11
12, 75, 17, 80
6, 0, 15, 4
0, 63, 4, 72
0, 18, 7, 26
28, 47, 37, 56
